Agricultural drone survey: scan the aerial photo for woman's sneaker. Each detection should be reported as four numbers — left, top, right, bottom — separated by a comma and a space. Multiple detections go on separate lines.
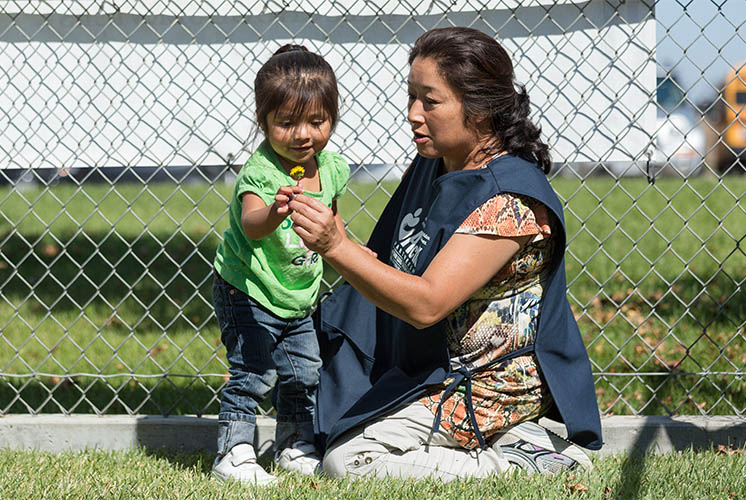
494, 421, 593, 474
275, 441, 321, 475
212, 443, 278, 486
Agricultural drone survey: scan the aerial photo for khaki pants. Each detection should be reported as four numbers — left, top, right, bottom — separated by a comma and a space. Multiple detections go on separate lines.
322, 402, 510, 481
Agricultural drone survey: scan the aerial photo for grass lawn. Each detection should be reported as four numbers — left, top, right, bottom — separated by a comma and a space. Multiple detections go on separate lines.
0, 175, 744, 417
0, 447, 744, 500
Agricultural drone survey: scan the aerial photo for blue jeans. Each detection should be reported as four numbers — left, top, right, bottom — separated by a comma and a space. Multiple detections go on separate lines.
212, 273, 321, 455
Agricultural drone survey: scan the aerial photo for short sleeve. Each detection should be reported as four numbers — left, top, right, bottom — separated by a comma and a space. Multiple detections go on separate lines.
235, 165, 278, 206
456, 193, 552, 239
329, 153, 350, 200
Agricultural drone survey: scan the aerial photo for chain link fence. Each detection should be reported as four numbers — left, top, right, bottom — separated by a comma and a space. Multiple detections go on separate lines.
1, 1, 744, 419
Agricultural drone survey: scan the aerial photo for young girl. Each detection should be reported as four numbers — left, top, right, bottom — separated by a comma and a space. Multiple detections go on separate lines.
211, 44, 349, 486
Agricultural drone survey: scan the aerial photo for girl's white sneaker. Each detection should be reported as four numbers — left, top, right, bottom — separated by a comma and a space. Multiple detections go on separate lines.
212, 443, 278, 486
275, 441, 321, 475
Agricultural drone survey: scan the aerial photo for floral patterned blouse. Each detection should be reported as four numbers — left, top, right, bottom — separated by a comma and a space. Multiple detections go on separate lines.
420, 192, 557, 449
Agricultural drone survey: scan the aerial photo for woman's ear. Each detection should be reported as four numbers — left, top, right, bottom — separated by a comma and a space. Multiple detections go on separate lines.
473, 114, 492, 134
467, 114, 493, 143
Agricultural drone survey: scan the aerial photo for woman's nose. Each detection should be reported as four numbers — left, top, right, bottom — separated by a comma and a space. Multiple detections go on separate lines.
407, 100, 423, 125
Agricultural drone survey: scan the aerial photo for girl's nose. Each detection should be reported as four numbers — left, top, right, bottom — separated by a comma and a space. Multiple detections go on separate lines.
294, 122, 311, 139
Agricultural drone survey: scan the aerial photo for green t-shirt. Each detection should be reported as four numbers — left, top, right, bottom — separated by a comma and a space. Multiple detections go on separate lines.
214, 141, 350, 318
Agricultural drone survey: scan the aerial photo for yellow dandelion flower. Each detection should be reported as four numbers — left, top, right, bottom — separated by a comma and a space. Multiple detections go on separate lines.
289, 165, 305, 181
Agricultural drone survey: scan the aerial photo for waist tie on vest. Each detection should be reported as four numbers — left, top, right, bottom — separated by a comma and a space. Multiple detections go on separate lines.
430, 344, 536, 449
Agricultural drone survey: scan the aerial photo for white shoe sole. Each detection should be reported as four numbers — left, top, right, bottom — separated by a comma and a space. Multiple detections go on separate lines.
211, 468, 278, 486
275, 459, 321, 476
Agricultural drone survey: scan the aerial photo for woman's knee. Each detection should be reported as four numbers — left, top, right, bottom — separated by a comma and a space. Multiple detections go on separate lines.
322, 432, 386, 478
321, 443, 349, 478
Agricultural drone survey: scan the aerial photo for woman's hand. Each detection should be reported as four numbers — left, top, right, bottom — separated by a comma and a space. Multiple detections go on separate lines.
289, 194, 347, 256
274, 185, 304, 215
240, 185, 303, 240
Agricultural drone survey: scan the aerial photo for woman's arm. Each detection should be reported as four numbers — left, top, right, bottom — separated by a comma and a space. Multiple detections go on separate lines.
290, 194, 529, 329
331, 199, 345, 234
240, 186, 304, 240
331, 199, 378, 258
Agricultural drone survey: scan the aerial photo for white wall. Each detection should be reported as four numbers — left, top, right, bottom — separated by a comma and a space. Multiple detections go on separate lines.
0, 1, 656, 170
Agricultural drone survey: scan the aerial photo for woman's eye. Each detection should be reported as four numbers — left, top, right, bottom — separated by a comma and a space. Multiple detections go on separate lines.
312, 120, 325, 127
425, 97, 437, 105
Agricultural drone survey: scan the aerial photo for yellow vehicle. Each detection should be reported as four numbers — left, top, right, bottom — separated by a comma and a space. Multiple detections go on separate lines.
723, 66, 746, 152
707, 65, 746, 173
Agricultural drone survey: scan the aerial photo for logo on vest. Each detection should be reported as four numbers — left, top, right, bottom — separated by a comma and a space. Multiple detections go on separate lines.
391, 208, 430, 273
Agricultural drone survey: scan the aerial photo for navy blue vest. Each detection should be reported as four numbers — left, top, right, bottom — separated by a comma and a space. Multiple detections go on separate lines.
313, 154, 603, 452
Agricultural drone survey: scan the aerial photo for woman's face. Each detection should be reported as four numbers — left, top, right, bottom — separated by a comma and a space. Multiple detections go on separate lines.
407, 56, 487, 171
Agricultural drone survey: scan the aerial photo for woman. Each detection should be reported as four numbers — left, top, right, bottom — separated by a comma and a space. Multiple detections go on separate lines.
288, 27, 602, 480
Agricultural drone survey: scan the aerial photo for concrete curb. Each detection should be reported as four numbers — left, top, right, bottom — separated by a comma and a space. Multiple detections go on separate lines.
1, 415, 744, 456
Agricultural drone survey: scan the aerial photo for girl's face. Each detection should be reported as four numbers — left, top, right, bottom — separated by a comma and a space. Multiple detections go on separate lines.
407, 56, 489, 172
263, 101, 332, 171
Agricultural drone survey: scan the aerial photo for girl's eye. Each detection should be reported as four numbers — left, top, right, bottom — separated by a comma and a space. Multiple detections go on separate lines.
277, 121, 293, 127
312, 120, 325, 127
425, 97, 438, 105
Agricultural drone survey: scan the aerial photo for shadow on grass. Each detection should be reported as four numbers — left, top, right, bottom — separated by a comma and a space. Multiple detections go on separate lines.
0, 375, 222, 415
0, 229, 221, 331
140, 447, 216, 475
0, 228, 343, 328
668, 266, 746, 335
610, 416, 746, 499
134, 415, 218, 474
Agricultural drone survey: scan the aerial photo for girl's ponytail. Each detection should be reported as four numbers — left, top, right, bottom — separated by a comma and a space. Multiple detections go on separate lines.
273, 44, 308, 56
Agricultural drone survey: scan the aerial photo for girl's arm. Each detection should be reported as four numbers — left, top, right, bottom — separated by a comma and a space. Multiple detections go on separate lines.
290, 194, 528, 329
241, 185, 304, 240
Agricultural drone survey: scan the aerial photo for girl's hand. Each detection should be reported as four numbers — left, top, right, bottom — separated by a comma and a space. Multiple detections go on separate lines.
289, 194, 346, 255
274, 185, 304, 215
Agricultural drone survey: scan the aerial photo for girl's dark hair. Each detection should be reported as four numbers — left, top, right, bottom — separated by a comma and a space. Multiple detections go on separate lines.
254, 44, 339, 134
409, 27, 551, 173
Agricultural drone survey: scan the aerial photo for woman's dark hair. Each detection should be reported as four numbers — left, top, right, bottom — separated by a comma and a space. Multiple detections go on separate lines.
409, 27, 551, 173
254, 44, 339, 134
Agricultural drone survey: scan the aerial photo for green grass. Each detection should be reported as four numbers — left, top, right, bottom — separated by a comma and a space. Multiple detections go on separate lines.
0, 176, 744, 417
0, 447, 744, 500
554, 177, 746, 417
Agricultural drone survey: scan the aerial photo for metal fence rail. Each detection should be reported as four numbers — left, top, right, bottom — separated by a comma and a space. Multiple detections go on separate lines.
0, 1, 744, 419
